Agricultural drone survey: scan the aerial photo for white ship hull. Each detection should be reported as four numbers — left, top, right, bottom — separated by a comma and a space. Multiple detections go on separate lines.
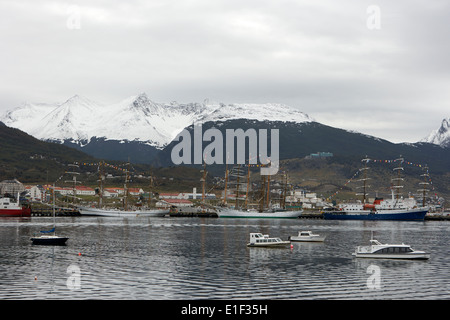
217, 207, 302, 219
353, 238, 430, 260
289, 235, 325, 242
79, 206, 169, 217
353, 252, 430, 260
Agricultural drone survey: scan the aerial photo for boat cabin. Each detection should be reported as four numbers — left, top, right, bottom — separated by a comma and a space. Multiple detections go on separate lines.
1, 197, 19, 209
249, 233, 283, 244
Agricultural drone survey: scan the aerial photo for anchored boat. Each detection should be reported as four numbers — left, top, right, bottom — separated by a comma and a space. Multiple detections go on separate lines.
31, 228, 69, 246
289, 231, 325, 242
353, 238, 430, 260
31, 184, 69, 246
247, 233, 291, 247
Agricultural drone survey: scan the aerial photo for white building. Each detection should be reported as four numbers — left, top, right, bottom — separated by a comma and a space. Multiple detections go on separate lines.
0, 179, 25, 196
29, 185, 45, 201
285, 190, 331, 209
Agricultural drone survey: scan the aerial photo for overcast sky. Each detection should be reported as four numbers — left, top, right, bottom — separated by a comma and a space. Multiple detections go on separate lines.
1, 0, 449, 143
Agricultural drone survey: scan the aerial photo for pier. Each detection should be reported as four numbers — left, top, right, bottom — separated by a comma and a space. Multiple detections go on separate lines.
31, 207, 80, 217
169, 207, 218, 218
425, 213, 450, 221
298, 210, 324, 219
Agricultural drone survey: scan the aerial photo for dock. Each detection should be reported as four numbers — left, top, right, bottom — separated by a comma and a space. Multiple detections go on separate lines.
299, 210, 324, 219
31, 207, 80, 217
425, 213, 450, 221
169, 207, 218, 218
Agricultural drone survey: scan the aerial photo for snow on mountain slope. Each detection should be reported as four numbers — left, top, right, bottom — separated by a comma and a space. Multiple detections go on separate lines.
423, 118, 450, 148
0, 93, 313, 148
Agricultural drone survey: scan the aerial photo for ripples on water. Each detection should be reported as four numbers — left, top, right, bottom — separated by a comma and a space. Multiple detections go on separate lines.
0, 217, 449, 299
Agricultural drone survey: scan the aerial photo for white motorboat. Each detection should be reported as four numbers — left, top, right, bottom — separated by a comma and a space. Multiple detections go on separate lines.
78, 206, 169, 217
353, 238, 430, 260
289, 231, 326, 242
247, 233, 291, 247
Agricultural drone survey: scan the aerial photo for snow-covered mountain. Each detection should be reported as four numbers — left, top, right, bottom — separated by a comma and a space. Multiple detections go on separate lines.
422, 118, 450, 148
0, 93, 313, 148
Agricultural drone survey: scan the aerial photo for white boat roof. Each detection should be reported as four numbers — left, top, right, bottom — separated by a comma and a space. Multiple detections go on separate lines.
369, 239, 410, 247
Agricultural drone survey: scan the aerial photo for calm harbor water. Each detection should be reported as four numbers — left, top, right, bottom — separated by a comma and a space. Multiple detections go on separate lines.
0, 216, 449, 300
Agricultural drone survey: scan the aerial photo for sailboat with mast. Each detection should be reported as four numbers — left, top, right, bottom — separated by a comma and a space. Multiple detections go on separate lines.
323, 156, 429, 220
216, 164, 302, 219
78, 161, 169, 217
31, 184, 69, 245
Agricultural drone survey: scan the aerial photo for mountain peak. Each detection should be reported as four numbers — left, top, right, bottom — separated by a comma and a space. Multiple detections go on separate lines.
0, 94, 314, 148
62, 94, 97, 108
132, 92, 151, 106
423, 117, 450, 147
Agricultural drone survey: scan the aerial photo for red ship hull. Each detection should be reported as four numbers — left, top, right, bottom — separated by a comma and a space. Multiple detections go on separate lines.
0, 207, 31, 217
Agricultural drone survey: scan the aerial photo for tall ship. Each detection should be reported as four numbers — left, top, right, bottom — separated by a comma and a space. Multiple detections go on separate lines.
78, 161, 169, 217
0, 195, 31, 217
322, 156, 429, 221
216, 164, 302, 219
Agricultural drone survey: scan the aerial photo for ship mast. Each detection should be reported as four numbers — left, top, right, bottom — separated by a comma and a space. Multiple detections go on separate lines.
244, 164, 251, 209
200, 162, 207, 206
228, 165, 246, 209
97, 161, 104, 208
123, 160, 131, 211
223, 164, 228, 206
65, 163, 81, 207
356, 156, 371, 204
148, 169, 156, 208
265, 174, 271, 209
281, 171, 288, 210
418, 164, 429, 207
392, 156, 404, 201
258, 175, 266, 212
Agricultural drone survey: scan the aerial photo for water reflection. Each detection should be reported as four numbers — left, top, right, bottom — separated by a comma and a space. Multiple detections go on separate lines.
0, 217, 448, 299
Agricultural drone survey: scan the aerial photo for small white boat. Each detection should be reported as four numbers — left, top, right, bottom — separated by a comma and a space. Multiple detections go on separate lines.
289, 231, 325, 242
353, 238, 430, 260
247, 233, 291, 247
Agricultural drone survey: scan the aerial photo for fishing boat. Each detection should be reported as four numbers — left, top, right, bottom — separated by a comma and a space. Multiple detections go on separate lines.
0, 194, 31, 217
323, 156, 428, 221
31, 184, 69, 245
289, 231, 325, 242
353, 238, 430, 260
247, 233, 291, 247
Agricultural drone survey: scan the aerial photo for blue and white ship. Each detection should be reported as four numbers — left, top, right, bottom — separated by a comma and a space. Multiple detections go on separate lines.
322, 198, 428, 220
323, 156, 429, 221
